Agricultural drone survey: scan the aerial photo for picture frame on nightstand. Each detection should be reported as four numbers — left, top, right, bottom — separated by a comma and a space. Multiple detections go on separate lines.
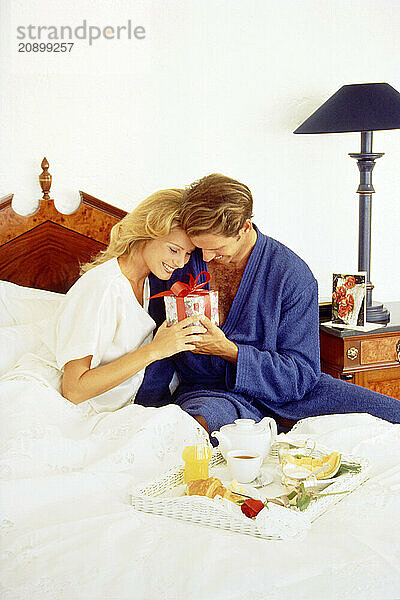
332, 272, 366, 327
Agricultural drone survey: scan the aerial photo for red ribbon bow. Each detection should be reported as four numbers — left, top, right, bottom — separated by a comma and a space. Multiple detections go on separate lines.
149, 271, 210, 300
149, 271, 212, 323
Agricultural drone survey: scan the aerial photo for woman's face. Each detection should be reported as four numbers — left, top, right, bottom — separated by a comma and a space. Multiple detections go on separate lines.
142, 228, 195, 280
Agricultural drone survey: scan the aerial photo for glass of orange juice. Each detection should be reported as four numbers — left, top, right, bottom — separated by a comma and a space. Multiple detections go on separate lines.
182, 438, 212, 483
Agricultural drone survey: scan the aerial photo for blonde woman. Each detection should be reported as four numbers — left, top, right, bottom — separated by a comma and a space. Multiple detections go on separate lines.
59, 189, 204, 412
0, 189, 207, 490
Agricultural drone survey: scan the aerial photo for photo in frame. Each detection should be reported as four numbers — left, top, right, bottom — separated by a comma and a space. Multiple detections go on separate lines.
332, 272, 367, 327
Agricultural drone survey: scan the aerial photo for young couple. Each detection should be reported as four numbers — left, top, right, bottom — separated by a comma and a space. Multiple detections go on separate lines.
60, 173, 400, 434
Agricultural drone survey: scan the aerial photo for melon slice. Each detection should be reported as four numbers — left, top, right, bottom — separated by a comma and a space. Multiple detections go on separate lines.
283, 451, 342, 479
317, 452, 342, 479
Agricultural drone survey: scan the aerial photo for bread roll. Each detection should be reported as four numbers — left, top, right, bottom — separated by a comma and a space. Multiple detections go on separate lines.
186, 477, 239, 503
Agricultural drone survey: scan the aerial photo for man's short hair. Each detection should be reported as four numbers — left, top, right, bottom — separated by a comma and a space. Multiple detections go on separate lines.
181, 173, 253, 238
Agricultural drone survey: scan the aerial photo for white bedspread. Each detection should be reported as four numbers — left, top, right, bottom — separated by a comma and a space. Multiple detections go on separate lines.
1, 368, 399, 600
0, 285, 399, 600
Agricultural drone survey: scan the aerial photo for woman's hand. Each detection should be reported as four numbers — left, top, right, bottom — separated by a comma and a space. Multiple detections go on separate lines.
150, 316, 206, 359
62, 316, 204, 404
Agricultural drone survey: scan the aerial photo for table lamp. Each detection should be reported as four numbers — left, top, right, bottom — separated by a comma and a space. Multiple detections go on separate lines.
294, 82, 400, 324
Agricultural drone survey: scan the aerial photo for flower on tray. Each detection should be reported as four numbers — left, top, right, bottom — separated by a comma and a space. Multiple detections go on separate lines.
238, 473, 358, 519
240, 498, 265, 518
237, 486, 304, 519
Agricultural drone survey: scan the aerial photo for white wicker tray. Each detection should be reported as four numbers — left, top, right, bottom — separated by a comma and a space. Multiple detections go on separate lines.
130, 444, 369, 541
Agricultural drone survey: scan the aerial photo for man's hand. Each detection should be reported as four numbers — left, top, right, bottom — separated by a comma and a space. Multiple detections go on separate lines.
191, 316, 238, 364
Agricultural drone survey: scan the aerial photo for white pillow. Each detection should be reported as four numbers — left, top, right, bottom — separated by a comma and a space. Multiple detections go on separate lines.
0, 323, 41, 376
0, 281, 64, 327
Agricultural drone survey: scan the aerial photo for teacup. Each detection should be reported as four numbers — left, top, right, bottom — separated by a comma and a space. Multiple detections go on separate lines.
227, 450, 263, 483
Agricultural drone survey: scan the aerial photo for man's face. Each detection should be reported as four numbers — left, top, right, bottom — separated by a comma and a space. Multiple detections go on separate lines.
189, 231, 245, 266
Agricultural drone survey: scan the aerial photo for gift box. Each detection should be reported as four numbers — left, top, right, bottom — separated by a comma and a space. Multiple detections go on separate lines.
150, 271, 219, 327
164, 290, 219, 327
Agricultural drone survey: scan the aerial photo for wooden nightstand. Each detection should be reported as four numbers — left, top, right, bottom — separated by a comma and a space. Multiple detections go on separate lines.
319, 302, 400, 400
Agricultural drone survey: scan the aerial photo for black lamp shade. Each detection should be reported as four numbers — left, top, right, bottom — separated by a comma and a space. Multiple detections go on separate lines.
294, 83, 400, 134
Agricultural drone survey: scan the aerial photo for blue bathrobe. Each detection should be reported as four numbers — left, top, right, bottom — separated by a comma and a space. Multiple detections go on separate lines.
136, 226, 400, 433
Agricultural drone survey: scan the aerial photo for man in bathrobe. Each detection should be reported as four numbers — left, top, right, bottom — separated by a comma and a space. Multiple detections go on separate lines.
137, 173, 400, 434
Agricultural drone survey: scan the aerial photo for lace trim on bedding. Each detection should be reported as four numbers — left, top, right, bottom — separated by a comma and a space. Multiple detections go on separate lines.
289, 413, 389, 434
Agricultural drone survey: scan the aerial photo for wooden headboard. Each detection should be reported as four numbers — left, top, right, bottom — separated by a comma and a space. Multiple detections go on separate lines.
0, 191, 127, 293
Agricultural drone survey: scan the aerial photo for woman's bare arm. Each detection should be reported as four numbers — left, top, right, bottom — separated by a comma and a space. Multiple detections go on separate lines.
62, 316, 204, 404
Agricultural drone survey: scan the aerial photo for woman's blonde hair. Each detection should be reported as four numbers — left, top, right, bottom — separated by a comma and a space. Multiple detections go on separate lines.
80, 188, 184, 274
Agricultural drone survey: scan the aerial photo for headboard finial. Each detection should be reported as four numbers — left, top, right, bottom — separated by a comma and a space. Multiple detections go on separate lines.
39, 157, 52, 200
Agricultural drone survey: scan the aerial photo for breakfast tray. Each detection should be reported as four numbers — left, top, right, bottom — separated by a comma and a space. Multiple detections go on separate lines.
130, 443, 369, 541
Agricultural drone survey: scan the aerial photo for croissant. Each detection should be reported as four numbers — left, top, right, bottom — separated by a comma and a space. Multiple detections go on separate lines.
186, 477, 239, 504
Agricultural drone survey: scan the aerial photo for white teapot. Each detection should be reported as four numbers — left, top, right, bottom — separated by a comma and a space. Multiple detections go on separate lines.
211, 418, 277, 460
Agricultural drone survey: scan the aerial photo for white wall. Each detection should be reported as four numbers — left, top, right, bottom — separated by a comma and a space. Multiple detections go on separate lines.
1, 0, 399, 302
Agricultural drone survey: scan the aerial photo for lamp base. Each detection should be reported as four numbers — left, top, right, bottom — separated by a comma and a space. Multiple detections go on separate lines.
366, 301, 390, 324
